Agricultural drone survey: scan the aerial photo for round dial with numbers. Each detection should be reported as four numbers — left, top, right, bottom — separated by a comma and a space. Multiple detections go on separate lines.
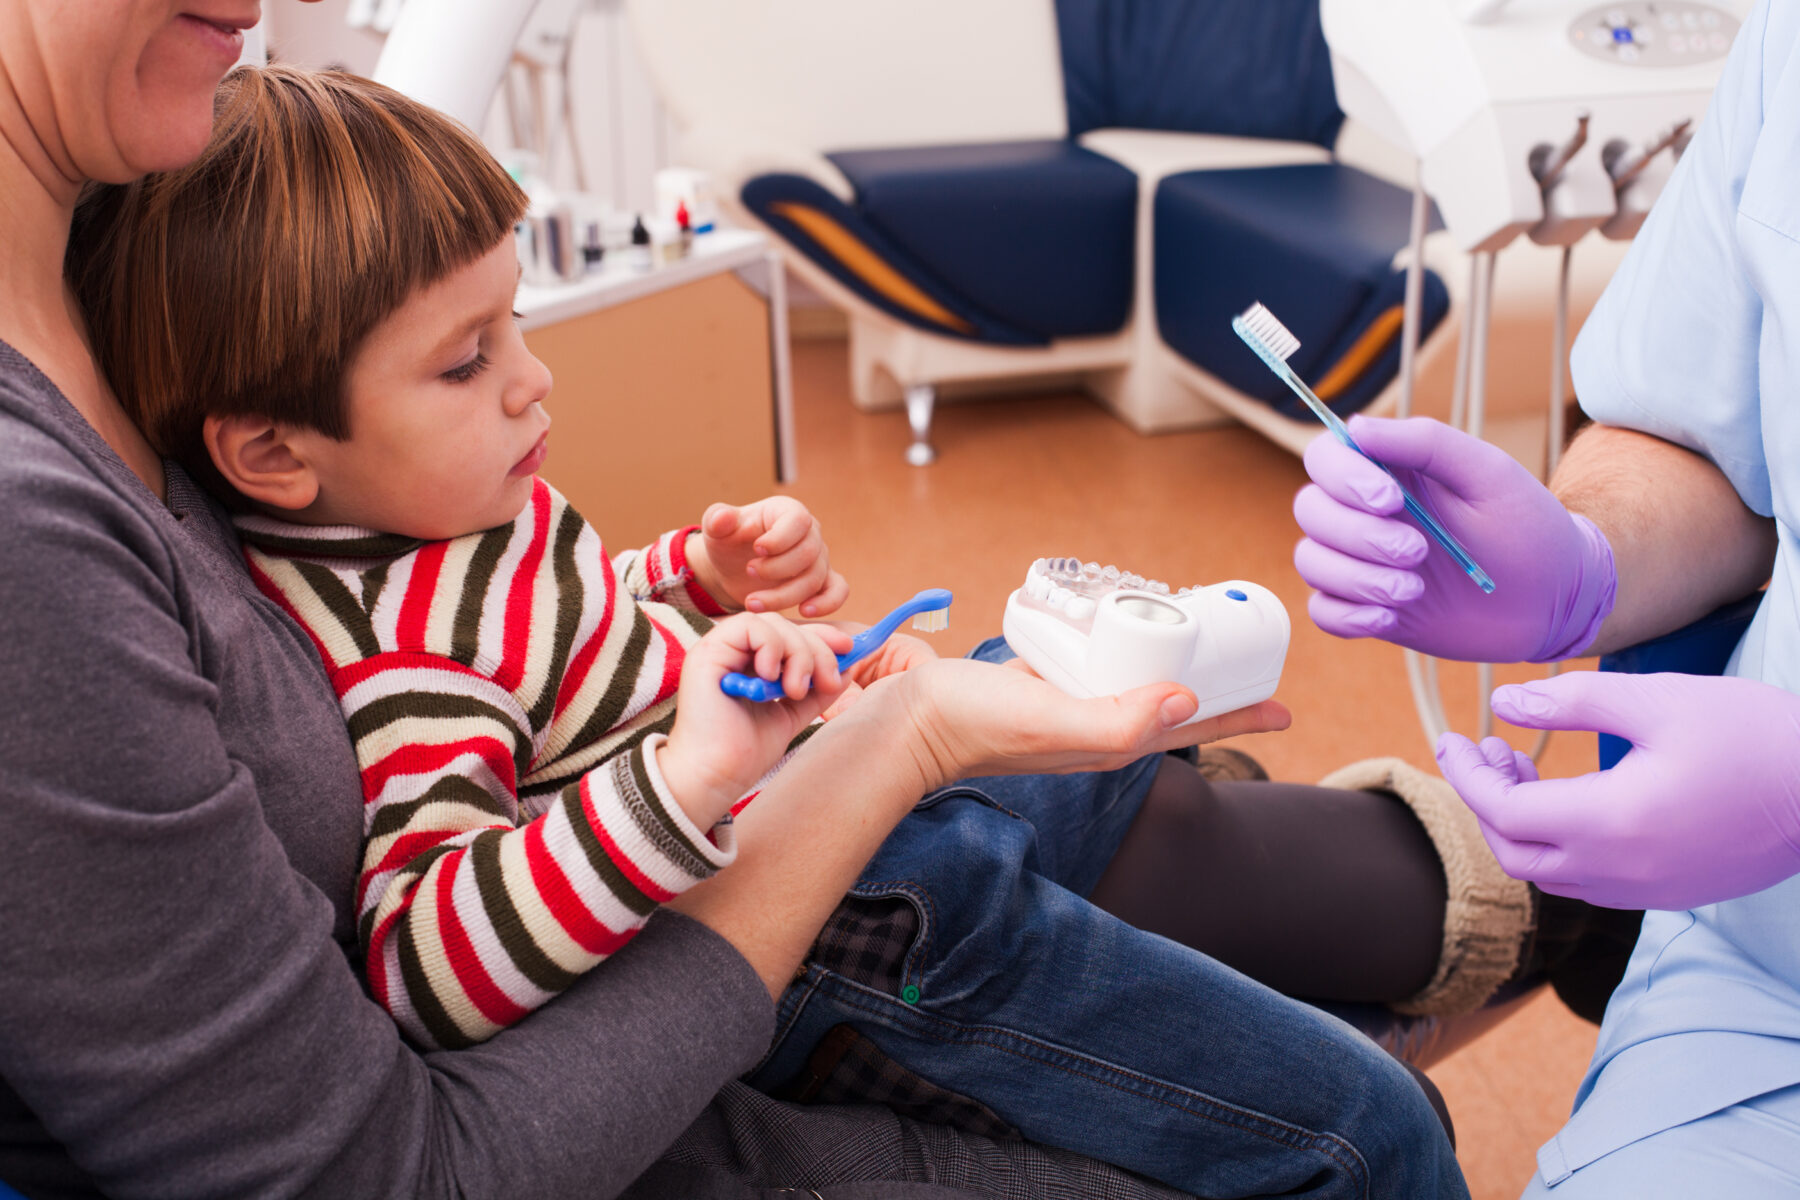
1569, 2, 1739, 65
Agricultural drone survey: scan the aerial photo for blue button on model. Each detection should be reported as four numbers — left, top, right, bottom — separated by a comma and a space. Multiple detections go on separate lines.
1226, 589, 1248, 601
1612, 26, 1634, 42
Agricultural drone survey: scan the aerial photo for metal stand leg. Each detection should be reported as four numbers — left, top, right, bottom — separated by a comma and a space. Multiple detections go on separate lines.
904, 383, 937, 465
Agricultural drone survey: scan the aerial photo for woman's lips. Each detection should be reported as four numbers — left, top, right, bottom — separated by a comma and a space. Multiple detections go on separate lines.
175, 13, 247, 62
510, 434, 549, 478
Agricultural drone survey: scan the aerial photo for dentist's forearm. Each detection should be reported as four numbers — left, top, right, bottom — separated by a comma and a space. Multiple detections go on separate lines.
1554, 422, 1776, 657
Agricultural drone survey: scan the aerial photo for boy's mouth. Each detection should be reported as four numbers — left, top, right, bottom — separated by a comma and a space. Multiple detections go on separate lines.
510, 433, 549, 478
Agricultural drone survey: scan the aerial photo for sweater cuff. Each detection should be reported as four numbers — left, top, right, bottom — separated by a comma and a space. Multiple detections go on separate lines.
627, 733, 738, 865
584, 736, 736, 905
667, 527, 732, 617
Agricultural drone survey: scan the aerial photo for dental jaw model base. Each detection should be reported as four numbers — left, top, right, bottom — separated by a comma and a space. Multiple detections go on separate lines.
1003, 559, 1290, 725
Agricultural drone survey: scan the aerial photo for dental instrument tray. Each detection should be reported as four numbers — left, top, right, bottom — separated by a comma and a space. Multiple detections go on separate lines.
1002, 558, 1289, 725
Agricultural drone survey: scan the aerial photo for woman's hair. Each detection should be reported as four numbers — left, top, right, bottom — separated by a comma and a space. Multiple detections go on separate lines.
67, 65, 526, 486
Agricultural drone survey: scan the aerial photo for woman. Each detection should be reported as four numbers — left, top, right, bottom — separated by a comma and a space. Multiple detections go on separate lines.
0, 4, 1532, 1196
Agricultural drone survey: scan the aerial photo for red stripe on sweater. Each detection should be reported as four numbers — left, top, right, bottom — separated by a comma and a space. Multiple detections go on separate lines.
245, 556, 336, 672
492, 481, 552, 694
434, 850, 531, 1028
331, 649, 495, 698
360, 736, 519, 804
367, 826, 492, 878
641, 535, 668, 590
362, 876, 424, 1010
551, 545, 618, 719
651, 619, 686, 705
523, 815, 632, 957
396, 539, 448, 648
666, 526, 729, 616
582, 776, 679, 905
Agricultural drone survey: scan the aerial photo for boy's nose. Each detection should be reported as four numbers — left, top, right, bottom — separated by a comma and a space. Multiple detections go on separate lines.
505, 353, 553, 416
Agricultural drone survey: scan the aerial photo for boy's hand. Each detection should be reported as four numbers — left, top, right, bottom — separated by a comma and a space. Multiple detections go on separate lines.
688, 497, 849, 617
658, 613, 854, 828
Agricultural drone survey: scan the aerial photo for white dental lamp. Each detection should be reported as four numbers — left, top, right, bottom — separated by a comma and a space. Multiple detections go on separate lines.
373, 0, 587, 189
371, 0, 539, 131
1321, 0, 1749, 752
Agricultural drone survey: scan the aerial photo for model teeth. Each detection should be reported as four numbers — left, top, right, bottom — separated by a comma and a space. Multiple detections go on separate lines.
1024, 556, 1186, 619
1029, 557, 1180, 604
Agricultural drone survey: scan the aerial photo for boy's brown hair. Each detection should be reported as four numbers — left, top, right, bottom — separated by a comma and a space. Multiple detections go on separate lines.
67, 65, 527, 489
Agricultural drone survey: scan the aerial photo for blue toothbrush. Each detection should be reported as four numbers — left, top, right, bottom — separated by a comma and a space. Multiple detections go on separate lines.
720, 588, 953, 701
1233, 302, 1496, 595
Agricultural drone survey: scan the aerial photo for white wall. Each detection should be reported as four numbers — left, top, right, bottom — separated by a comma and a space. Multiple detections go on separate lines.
263, 0, 676, 216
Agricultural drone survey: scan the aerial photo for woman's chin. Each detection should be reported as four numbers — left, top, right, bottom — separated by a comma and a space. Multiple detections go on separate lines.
114, 39, 234, 174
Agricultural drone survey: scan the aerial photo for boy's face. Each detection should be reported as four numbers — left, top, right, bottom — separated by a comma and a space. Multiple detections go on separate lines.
301, 237, 552, 540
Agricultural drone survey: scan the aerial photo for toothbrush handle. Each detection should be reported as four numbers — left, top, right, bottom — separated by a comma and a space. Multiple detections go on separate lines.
1398, 490, 1497, 594
719, 591, 948, 702
717, 632, 854, 702
1286, 369, 1497, 595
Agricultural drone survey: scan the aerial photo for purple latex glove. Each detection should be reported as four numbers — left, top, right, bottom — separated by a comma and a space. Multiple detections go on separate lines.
1293, 416, 1616, 662
1437, 672, 1800, 910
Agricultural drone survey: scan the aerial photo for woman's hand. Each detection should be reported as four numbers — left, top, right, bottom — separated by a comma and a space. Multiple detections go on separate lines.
686, 497, 849, 617
888, 657, 1291, 791
658, 614, 853, 827
817, 631, 940, 722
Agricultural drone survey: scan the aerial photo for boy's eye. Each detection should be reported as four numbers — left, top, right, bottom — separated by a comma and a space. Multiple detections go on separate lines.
442, 351, 491, 384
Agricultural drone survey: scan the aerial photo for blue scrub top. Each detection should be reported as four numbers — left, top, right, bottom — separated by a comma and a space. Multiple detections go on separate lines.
1555, 0, 1800, 1182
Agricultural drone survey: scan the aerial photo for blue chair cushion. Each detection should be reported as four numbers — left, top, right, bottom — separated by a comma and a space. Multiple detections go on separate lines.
1597, 592, 1763, 769
741, 172, 1045, 345
823, 141, 1138, 342
1154, 163, 1449, 420
1056, 0, 1344, 148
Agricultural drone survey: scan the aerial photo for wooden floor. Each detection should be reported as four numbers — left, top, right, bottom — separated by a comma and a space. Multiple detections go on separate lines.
741, 336, 1602, 1200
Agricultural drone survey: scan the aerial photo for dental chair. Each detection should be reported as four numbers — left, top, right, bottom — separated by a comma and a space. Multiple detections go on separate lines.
627, 0, 1456, 463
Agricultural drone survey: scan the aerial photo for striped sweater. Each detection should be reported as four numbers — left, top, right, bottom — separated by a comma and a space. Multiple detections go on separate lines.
237, 479, 739, 1050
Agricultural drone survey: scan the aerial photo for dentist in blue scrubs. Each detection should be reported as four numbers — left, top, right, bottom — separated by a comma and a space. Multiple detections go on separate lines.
1293, 0, 1800, 1192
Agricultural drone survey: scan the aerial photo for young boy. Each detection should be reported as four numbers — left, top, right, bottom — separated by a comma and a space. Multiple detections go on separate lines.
69, 65, 867, 1051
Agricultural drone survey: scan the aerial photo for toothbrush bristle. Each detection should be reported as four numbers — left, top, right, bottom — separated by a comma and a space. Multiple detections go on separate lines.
911, 608, 949, 634
1238, 303, 1301, 362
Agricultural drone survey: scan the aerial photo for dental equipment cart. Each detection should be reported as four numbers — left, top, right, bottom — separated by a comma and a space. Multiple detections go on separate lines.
1322, 0, 1752, 750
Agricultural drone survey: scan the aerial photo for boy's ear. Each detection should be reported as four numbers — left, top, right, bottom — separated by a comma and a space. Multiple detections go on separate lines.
204, 414, 320, 512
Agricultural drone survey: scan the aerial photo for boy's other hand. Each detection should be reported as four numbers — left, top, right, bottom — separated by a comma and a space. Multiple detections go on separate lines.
660, 614, 854, 828
689, 497, 849, 617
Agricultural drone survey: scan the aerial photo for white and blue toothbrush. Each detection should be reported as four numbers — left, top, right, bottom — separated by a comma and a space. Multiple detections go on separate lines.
1233, 302, 1496, 595
719, 588, 953, 701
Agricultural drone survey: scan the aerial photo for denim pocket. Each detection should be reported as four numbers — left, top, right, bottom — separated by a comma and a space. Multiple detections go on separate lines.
909, 782, 1020, 820
772, 1021, 1021, 1142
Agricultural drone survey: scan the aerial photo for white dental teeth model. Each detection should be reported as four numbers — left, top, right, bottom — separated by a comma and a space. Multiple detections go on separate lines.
1002, 558, 1290, 725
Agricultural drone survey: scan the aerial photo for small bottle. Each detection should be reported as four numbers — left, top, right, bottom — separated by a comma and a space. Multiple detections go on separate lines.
629, 214, 652, 271
675, 199, 695, 257
582, 221, 605, 273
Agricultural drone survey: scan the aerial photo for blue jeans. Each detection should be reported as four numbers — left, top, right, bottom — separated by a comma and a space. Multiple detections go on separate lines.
750, 639, 1467, 1199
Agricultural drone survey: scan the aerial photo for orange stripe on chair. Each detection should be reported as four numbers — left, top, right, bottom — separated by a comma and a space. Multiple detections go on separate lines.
1313, 305, 1406, 401
767, 202, 975, 335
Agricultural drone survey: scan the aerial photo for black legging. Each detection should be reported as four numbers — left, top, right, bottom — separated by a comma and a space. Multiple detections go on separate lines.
1090, 758, 1642, 1019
